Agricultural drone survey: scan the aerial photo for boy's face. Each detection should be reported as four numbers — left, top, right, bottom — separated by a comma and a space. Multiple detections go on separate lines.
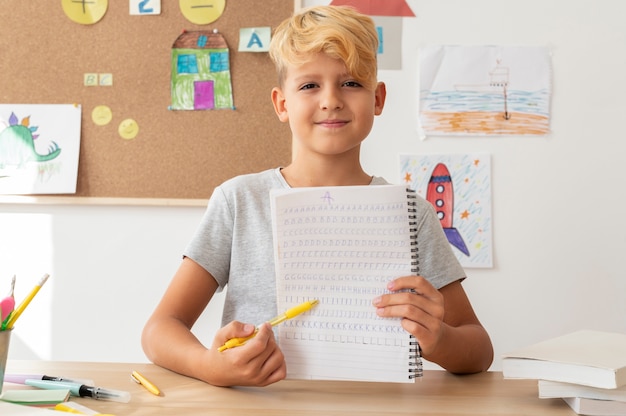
271, 53, 385, 159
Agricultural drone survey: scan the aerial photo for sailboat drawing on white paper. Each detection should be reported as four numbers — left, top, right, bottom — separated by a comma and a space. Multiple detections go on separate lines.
419, 45, 551, 136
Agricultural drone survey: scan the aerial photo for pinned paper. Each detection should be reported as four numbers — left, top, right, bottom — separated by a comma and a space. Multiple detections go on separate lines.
62, 0, 108, 25
374, 18, 402, 70
0, 104, 82, 194
238, 27, 271, 52
99, 74, 113, 86
84, 74, 99, 87
84, 74, 113, 87
419, 46, 552, 136
171, 30, 234, 110
130, 0, 161, 15
179, 0, 225, 25
400, 153, 493, 268
92, 105, 113, 126
118, 119, 139, 140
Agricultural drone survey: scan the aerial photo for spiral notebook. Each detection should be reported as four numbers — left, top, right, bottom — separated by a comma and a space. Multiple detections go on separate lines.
271, 184, 422, 383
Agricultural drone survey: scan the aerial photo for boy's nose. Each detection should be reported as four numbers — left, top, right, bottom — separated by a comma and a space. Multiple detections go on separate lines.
320, 88, 343, 110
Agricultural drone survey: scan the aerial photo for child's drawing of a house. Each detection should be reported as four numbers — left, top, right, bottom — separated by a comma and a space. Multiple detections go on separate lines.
171, 30, 234, 111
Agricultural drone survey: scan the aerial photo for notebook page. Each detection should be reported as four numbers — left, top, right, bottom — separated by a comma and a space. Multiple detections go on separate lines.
271, 185, 416, 383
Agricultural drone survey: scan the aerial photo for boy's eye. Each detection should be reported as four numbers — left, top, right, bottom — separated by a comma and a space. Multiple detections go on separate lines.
299, 83, 317, 90
343, 81, 362, 88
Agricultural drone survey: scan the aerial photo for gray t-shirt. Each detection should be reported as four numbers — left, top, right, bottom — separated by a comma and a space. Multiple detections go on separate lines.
185, 168, 465, 326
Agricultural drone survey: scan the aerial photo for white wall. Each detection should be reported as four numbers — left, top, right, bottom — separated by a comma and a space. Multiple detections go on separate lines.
2, 0, 626, 370
0, 203, 224, 363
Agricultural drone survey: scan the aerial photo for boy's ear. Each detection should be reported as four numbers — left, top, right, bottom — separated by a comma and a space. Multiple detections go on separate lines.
271, 87, 289, 122
374, 82, 387, 116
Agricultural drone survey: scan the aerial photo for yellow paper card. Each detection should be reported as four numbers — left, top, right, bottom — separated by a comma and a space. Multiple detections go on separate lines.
179, 0, 225, 25
62, 0, 108, 25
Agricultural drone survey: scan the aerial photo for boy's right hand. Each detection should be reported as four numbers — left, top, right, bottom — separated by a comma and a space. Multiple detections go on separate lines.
205, 321, 287, 387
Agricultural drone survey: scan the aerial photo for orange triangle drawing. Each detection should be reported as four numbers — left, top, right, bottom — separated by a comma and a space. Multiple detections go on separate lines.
329, 0, 415, 17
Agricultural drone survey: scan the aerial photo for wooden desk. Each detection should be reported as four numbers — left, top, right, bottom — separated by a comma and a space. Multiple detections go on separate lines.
4, 361, 574, 415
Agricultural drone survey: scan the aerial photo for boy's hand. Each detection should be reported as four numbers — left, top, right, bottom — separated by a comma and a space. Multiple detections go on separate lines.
372, 276, 445, 357
206, 321, 286, 387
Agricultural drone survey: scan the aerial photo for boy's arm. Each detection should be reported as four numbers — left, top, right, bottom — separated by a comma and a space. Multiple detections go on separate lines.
426, 280, 494, 373
141, 257, 286, 386
373, 276, 493, 374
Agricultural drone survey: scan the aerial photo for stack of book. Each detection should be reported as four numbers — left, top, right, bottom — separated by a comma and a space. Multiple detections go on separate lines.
502, 330, 626, 415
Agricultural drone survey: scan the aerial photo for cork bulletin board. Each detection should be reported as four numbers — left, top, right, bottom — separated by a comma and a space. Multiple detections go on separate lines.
0, 1, 293, 202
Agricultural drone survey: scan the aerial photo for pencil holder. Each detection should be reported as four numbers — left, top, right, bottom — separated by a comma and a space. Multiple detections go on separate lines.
0, 329, 11, 395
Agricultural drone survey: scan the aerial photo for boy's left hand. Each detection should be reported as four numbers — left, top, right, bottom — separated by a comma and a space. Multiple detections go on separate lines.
372, 275, 445, 357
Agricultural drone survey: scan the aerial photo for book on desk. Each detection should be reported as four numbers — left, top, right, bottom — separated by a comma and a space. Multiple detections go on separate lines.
503, 329, 626, 415
562, 396, 626, 416
539, 380, 626, 402
540, 380, 626, 416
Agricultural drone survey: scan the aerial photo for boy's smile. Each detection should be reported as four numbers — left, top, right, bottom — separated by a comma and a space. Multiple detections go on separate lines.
315, 118, 349, 129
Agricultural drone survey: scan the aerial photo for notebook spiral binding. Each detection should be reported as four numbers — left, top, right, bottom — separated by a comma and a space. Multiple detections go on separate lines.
406, 189, 424, 379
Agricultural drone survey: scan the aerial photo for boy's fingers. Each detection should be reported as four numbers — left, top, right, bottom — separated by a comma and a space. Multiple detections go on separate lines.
388, 276, 439, 298
225, 321, 256, 337
248, 323, 273, 347
213, 321, 256, 348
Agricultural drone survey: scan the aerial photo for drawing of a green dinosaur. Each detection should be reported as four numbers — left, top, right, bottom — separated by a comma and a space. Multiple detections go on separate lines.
0, 112, 61, 168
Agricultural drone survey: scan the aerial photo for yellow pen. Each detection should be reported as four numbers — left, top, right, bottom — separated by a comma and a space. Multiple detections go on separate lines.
5, 273, 49, 329
218, 299, 319, 352
131, 370, 161, 396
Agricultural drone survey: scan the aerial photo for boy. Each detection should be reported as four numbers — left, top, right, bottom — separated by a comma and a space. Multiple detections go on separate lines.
142, 5, 493, 387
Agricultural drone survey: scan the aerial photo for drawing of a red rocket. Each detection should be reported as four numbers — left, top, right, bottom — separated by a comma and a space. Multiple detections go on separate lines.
426, 163, 470, 256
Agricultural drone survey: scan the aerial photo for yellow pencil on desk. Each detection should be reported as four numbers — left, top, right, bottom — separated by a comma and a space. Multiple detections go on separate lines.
131, 370, 161, 396
218, 299, 319, 352
5, 273, 49, 329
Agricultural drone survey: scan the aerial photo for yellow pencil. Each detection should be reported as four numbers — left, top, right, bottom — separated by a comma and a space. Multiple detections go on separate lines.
218, 299, 319, 352
5, 274, 49, 329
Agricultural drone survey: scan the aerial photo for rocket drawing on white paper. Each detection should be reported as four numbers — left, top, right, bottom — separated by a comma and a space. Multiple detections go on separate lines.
426, 163, 470, 256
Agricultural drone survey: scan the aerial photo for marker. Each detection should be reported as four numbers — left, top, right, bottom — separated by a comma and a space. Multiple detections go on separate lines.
218, 299, 319, 352
4, 373, 94, 386
0, 295, 14, 323
0, 275, 16, 325
131, 370, 160, 396
5, 273, 49, 329
24, 379, 131, 403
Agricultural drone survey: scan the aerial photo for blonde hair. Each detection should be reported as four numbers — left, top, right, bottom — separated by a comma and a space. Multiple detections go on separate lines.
269, 5, 379, 90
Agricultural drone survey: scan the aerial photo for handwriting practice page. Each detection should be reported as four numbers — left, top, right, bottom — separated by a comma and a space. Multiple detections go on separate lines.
271, 185, 420, 382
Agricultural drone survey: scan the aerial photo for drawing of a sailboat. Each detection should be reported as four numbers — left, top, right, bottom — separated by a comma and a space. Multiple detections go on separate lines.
454, 60, 511, 119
